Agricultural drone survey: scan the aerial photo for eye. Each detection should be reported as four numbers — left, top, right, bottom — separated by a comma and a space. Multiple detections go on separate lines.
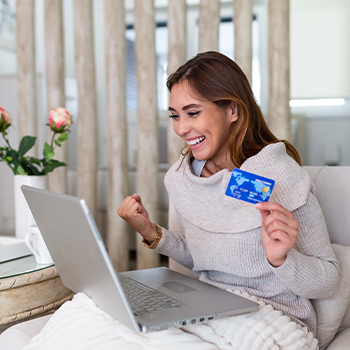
188, 111, 200, 117
169, 114, 180, 119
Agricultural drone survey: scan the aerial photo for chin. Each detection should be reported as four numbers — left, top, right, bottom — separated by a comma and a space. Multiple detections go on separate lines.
192, 151, 208, 161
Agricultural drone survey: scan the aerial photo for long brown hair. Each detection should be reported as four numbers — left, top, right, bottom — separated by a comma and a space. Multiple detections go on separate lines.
167, 51, 301, 167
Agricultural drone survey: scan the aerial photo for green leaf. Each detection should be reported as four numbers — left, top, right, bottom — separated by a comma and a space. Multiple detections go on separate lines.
27, 159, 42, 175
43, 142, 55, 162
57, 132, 68, 142
20, 158, 30, 174
7, 152, 19, 169
7, 149, 17, 157
54, 139, 61, 147
18, 136, 36, 157
29, 157, 41, 165
42, 160, 66, 174
17, 165, 26, 175
5, 156, 12, 162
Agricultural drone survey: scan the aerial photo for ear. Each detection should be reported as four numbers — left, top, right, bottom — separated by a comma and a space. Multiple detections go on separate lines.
228, 102, 238, 123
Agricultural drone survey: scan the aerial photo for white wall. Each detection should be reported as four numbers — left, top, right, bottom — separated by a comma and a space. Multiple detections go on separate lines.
289, 0, 350, 168
0, 50, 16, 76
290, 0, 350, 99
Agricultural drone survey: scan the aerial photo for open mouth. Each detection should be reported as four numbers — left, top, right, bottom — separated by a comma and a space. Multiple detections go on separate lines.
187, 136, 206, 146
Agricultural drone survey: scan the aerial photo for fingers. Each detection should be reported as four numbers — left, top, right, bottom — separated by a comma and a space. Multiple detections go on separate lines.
255, 202, 295, 220
118, 194, 147, 216
118, 195, 154, 238
262, 209, 298, 231
256, 202, 299, 267
128, 194, 149, 216
117, 195, 142, 219
261, 223, 297, 267
255, 202, 298, 229
131, 193, 142, 204
266, 222, 298, 246
260, 218, 298, 246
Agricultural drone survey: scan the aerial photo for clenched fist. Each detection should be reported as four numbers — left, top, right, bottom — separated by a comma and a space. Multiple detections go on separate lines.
118, 194, 157, 242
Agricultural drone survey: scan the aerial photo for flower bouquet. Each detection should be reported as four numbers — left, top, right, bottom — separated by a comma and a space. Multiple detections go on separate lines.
0, 107, 73, 175
0, 106, 73, 238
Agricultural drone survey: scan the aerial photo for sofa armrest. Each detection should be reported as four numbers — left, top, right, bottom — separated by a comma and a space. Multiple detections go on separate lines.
339, 300, 350, 329
325, 328, 350, 350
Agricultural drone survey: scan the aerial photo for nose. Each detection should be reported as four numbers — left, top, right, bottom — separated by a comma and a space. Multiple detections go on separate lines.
173, 116, 191, 137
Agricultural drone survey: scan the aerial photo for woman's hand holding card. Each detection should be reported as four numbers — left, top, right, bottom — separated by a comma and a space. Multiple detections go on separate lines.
255, 202, 299, 267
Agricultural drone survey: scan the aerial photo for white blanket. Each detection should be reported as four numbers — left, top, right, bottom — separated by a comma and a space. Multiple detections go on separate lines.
23, 292, 318, 350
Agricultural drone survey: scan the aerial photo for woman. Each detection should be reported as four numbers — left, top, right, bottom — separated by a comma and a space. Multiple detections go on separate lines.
118, 51, 340, 336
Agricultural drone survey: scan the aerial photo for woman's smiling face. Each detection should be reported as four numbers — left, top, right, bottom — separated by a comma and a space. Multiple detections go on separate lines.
169, 81, 238, 169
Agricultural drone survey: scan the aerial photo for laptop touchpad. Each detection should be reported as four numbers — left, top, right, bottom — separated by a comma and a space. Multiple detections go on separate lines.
160, 281, 197, 293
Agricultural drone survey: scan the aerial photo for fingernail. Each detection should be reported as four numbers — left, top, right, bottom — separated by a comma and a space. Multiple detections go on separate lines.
255, 203, 262, 208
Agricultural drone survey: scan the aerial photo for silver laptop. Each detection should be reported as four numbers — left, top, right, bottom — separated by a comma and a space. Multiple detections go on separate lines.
21, 185, 259, 333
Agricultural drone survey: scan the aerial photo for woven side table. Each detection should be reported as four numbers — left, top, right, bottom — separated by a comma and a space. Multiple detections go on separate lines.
0, 255, 74, 324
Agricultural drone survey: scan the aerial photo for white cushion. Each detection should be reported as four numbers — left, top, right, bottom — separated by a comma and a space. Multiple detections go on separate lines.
22, 292, 318, 350
0, 314, 52, 350
311, 244, 350, 350
305, 167, 350, 247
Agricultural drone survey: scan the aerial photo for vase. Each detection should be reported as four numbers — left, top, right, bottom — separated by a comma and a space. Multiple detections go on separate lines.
14, 175, 47, 239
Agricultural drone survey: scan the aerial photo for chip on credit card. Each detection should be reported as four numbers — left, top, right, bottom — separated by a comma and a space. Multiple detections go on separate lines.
225, 168, 275, 204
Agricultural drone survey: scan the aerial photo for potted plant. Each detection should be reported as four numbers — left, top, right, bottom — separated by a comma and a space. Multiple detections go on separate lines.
0, 106, 73, 238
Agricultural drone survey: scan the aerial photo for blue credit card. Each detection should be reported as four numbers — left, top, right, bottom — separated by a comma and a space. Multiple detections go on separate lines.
225, 168, 275, 204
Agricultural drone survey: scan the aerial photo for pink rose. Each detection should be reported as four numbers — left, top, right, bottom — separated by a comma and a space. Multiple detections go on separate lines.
0, 106, 12, 133
49, 107, 73, 132
0, 106, 12, 125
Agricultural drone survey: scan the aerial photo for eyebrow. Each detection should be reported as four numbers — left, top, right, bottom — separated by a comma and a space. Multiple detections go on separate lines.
168, 104, 202, 112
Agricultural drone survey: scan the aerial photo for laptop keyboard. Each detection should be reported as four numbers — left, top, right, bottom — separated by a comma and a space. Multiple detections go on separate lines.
120, 276, 186, 316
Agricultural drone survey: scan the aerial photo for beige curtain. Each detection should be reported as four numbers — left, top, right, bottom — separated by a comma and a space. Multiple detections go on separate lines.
74, 0, 98, 218
16, 0, 37, 157
167, 0, 187, 168
105, 0, 129, 272
233, 0, 253, 85
268, 0, 291, 140
198, 0, 220, 53
134, 0, 159, 269
45, 0, 67, 194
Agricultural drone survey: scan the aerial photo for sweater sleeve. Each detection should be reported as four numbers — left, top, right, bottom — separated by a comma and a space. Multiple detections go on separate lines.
269, 192, 341, 299
155, 228, 194, 270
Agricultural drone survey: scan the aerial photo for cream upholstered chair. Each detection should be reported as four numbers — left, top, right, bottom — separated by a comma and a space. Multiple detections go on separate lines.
1, 166, 350, 350
169, 166, 350, 350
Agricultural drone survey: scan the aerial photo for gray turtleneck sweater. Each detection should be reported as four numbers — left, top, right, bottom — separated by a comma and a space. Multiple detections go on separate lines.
155, 143, 340, 335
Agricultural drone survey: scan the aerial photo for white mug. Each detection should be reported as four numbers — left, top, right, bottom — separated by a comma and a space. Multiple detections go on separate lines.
25, 225, 54, 265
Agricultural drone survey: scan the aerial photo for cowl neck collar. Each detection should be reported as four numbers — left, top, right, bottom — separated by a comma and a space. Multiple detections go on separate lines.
165, 143, 311, 233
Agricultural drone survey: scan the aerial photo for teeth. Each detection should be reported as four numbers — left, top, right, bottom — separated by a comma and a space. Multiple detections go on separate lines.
188, 137, 205, 146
